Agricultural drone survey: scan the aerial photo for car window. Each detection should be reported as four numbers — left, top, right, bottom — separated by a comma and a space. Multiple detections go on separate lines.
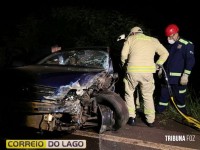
38, 50, 109, 69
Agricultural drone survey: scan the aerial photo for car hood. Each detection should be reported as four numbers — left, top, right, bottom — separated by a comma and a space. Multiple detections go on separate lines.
6, 65, 106, 88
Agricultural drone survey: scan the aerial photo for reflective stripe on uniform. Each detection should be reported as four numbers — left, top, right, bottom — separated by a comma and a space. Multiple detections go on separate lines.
159, 102, 168, 106
177, 104, 186, 108
128, 107, 135, 113
156, 59, 165, 65
179, 39, 189, 45
135, 34, 151, 40
184, 70, 191, 75
144, 109, 155, 115
169, 72, 182, 76
127, 66, 155, 72
179, 89, 186, 94
179, 38, 193, 45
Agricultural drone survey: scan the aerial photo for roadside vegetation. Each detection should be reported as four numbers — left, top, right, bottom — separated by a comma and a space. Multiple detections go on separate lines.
159, 85, 200, 130
0, 6, 149, 67
168, 86, 200, 119
138, 84, 200, 130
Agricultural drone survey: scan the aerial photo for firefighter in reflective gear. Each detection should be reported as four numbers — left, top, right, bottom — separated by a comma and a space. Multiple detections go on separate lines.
121, 26, 169, 127
156, 24, 195, 115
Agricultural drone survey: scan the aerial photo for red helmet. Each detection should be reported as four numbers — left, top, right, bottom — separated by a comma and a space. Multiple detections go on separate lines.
165, 24, 179, 37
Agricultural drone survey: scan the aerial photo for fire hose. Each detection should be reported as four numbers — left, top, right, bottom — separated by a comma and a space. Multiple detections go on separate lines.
161, 65, 200, 130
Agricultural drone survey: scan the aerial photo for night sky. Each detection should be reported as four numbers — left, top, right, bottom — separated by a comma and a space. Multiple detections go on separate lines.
0, 0, 199, 91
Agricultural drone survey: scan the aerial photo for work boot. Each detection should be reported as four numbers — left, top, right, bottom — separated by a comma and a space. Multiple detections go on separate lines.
146, 122, 155, 128
127, 117, 136, 126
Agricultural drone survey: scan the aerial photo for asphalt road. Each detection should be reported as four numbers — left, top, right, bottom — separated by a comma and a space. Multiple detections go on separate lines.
70, 115, 200, 150
1, 114, 200, 150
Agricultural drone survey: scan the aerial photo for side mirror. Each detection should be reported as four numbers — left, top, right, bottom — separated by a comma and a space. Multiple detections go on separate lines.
117, 34, 126, 41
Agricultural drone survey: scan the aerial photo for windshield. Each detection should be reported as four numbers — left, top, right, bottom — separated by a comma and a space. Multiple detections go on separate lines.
38, 50, 109, 69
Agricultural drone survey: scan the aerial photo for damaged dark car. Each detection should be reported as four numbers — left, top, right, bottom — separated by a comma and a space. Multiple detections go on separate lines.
2, 47, 129, 134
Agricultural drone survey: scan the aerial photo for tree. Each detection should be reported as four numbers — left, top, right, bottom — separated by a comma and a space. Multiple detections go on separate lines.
2, 6, 149, 65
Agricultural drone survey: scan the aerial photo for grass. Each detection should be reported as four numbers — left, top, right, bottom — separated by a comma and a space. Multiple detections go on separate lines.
185, 87, 200, 120
162, 86, 200, 130
136, 85, 200, 129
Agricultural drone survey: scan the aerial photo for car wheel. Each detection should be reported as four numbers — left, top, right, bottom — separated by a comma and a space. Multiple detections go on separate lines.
96, 91, 129, 132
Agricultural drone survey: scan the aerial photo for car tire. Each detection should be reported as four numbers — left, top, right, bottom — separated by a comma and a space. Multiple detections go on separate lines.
96, 91, 129, 131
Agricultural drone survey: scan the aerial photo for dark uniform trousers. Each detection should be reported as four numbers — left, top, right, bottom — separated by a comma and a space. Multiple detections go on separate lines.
156, 84, 187, 114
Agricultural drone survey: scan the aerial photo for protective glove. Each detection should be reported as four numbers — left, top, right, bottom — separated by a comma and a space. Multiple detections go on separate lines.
156, 64, 162, 70
180, 73, 189, 85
